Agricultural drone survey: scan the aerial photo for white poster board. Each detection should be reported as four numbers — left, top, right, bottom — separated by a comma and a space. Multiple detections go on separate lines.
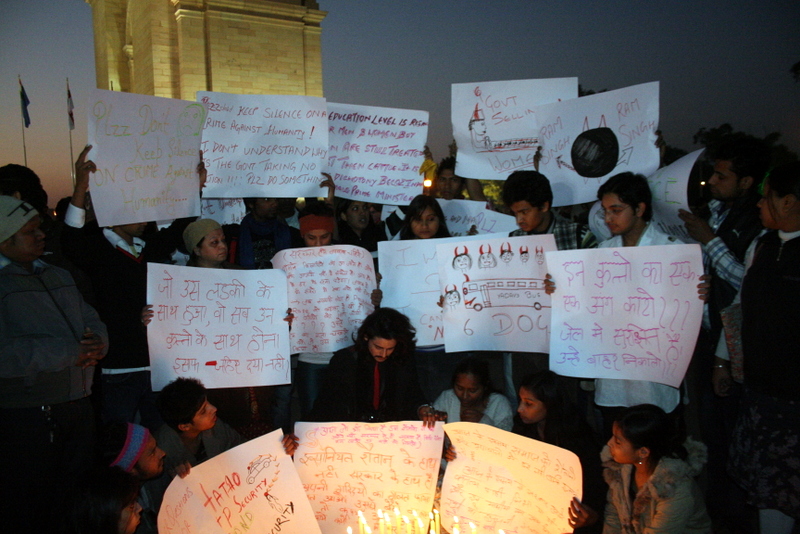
648, 149, 705, 243
198, 92, 328, 198
146, 265, 291, 391
326, 103, 428, 204
546, 244, 703, 388
87, 88, 203, 226
158, 430, 321, 534
294, 421, 444, 534
201, 198, 247, 226
437, 199, 518, 236
436, 235, 556, 353
378, 235, 484, 347
271, 245, 377, 354
441, 422, 581, 534
536, 82, 660, 207
452, 78, 577, 180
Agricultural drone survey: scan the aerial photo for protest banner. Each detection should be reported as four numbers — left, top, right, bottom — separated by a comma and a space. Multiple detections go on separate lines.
436, 234, 556, 353
648, 149, 705, 243
326, 102, 428, 205
294, 421, 444, 534
198, 91, 328, 198
441, 422, 581, 534
158, 430, 320, 534
452, 78, 577, 180
271, 245, 377, 354
146, 264, 290, 391
87, 88, 203, 227
437, 199, 517, 237
378, 235, 484, 346
536, 82, 660, 206
201, 198, 247, 225
546, 244, 703, 388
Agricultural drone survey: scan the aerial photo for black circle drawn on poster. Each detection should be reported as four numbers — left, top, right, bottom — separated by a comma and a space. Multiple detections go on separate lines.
571, 127, 619, 178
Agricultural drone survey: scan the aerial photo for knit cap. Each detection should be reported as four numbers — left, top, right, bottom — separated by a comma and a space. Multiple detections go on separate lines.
0, 195, 38, 243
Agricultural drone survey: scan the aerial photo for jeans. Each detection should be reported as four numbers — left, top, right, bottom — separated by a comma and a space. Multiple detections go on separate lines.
101, 370, 162, 431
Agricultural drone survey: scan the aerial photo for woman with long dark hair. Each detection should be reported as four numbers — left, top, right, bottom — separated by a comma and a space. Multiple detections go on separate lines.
603, 404, 711, 533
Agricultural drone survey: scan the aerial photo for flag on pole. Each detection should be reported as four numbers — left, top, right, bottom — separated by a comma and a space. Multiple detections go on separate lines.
67, 80, 75, 130
19, 78, 31, 128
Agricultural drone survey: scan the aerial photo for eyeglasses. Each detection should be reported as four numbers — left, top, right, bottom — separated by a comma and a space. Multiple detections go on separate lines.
600, 205, 633, 218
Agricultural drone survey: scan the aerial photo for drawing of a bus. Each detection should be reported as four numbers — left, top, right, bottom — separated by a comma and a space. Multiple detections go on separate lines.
462, 278, 547, 312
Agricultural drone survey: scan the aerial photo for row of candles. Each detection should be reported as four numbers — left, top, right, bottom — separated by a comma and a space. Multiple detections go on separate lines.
348, 509, 507, 534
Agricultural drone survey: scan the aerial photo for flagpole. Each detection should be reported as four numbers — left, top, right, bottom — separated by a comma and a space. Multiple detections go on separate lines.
18, 76, 28, 167
67, 78, 75, 186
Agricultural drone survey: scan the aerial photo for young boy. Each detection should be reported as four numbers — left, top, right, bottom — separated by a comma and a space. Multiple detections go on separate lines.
155, 378, 242, 474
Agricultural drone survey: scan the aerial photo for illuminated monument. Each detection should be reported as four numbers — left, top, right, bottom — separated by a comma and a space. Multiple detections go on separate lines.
86, 0, 326, 99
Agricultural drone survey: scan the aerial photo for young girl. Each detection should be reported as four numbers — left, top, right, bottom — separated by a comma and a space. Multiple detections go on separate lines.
420, 357, 513, 431
514, 371, 604, 533
603, 404, 711, 533
398, 194, 451, 240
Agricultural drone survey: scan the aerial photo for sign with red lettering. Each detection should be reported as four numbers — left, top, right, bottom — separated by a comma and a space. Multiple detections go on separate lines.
146, 265, 291, 391
325, 102, 428, 204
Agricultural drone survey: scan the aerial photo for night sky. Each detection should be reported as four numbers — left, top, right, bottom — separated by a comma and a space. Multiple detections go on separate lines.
1, 0, 798, 204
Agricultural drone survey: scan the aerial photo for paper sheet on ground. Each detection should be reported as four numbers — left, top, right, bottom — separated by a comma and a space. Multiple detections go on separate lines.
546, 244, 703, 387
294, 421, 444, 534
87, 88, 203, 226
436, 234, 556, 353
271, 245, 376, 354
158, 430, 320, 534
146, 265, 290, 391
441, 422, 581, 534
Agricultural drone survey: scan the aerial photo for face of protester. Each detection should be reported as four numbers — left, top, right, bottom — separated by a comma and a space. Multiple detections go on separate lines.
454, 373, 486, 409
179, 398, 218, 434
436, 169, 463, 200
341, 201, 370, 235
607, 422, 646, 466
410, 207, 440, 239
0, 215, 45, 268
303, 229, 333, 247
601, 193, 645, 238
517, 387, 547, 425
757, 182, 796, 231
366, 337, 397, 363
118, 499, 142, 534
194, 228, 227, 267
708, 160, 752, 203
251, 198, 278, 221
509, 200, 550, 233
132, 435, 166, 480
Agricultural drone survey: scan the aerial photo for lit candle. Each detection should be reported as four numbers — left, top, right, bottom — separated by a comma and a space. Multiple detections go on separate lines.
499, 530, 505, 534
469, 522, 476, 534
366, 527, 372, 534
347, 528, 353, 534
404, 516, 411, 534
358, 511, 365, 534
433, 509, 440, 534
378, 510, 385, 534
395, 508, 401, 533
418, 517, 424, 534
453, 516, 460, 534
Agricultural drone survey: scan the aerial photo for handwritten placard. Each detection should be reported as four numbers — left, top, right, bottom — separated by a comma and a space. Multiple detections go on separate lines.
201, 198, 247, 225
326, 102, 428, 204
648, 149, 705, 243
158, 429, 320, 534
198, 91, 328, 198
546, 244, 703, 388
441, 422, 581, 534
378, 235, 484, 346
437, 199, 518, 237
436, 235, 556, 353
87, 88, 203, 227
146, 265, 291, 391
536, 81, 660, 207
294, 421, 444, 534
452, 78, 577, 180
271, 245, 377, 354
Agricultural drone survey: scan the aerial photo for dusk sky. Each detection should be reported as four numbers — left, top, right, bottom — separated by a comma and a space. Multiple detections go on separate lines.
2, 0, 798, 205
